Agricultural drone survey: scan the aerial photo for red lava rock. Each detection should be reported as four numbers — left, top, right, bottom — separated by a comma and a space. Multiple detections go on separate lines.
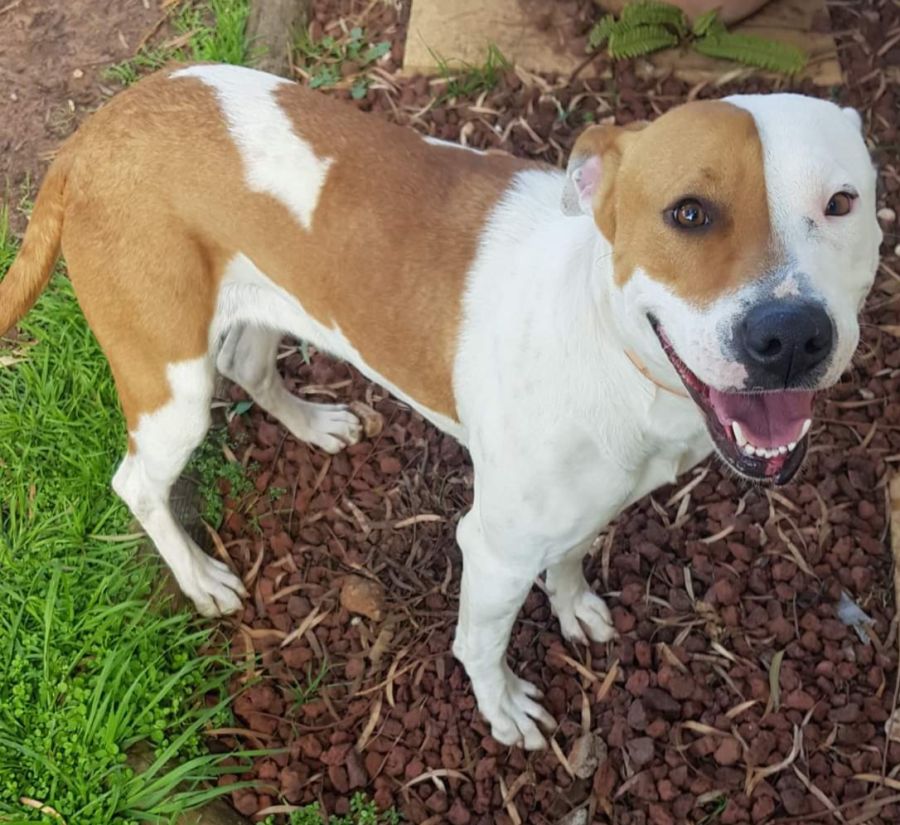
642, 688, 681, 719
339, 575, 385, 621
627, 737, 655, 768
448, 798, 472, 825
714, 736, 742, 766
346, 748, 367, 789
648, 803, 675, 825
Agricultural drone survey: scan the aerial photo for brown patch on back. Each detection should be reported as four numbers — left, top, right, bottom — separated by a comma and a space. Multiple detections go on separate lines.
55, 68, 526, 430
599, 101, 774, 306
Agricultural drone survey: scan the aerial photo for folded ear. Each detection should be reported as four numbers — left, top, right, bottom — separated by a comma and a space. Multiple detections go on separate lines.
561, 123, 645, 218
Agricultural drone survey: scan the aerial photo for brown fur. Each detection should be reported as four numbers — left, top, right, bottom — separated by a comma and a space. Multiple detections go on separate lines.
581, 101, 773, 306
7, 68, 526, 436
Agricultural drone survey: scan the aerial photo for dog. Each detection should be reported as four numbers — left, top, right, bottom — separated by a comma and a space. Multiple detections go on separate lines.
1, 64, 881, 749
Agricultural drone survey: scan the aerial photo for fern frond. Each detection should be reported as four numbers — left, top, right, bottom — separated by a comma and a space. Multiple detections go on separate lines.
588, 14, 617, 49
608, 24, 680, 59
620, 1, 687, 35
693, 32, 807, 74
691, 9, 725, 37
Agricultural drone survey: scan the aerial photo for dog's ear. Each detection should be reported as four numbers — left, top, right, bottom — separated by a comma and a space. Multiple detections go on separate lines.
561, 122, 646, 217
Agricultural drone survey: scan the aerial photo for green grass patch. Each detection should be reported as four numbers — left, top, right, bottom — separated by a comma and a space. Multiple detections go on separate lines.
106, 0, 253, 86
0, 205, 250, 824
262, 793, 400, 825
430, 43, 511, 103
294, 26, 391, 100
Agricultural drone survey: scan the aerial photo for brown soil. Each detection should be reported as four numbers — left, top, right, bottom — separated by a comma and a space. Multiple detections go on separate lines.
2, 0, 900, 823
0, 0, 159, 197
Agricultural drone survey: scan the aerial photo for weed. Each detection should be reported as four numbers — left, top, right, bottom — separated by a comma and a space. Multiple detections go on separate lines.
185, 428, 254, 528
106, 0, 253, 87
431, 43, 511, 102
294, 26, 390, 100
268, 486, 288, 501
290, 659, 330, 710
0, 206, 248, 823
261, 792, 401, 825
588, 0, 807, 74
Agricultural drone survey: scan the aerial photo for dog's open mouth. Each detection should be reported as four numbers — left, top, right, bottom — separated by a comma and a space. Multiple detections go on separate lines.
651, 320, 812, 485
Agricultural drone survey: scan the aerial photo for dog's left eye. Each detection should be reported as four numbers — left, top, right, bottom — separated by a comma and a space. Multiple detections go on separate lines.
825, 191, 855, 217
671, 199, 709, 229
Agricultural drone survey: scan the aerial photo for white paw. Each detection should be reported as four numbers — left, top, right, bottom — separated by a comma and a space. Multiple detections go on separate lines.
552, 590, 616, 645
479, 666, 555, 750
299, 403, 363, 454
184, 554, 248, 617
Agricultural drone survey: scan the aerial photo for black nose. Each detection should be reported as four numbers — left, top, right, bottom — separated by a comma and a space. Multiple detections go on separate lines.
738, 300, 834, 386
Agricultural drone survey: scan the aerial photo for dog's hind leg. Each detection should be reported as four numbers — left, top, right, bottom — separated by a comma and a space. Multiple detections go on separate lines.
546, 545, 616, 645
216, 324, 362, 454
111, 355, 248, 616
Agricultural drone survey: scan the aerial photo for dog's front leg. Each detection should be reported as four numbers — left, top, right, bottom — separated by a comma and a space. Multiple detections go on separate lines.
546, 543, 617, 645
452, 507, 555, 750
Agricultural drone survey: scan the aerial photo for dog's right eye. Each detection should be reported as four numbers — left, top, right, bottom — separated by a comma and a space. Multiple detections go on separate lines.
671, 199, 709, 229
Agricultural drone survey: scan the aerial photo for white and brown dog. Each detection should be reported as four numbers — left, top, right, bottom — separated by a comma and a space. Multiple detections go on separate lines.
2, 64, 881, 748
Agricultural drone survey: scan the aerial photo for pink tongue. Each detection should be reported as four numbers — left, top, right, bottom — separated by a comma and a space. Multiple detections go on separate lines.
708, 390, 814, 448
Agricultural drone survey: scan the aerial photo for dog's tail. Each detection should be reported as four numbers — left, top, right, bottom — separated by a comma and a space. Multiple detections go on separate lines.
0, 153, 70, 334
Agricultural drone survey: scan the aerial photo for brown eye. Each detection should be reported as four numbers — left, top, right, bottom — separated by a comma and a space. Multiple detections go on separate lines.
826, 192, 854, 217
672, 199, 709, 228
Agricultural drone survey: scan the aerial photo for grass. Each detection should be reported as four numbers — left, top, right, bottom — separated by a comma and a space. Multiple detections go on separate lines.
294, 26, 391, 100
0, 205, 254, 824
106, 0, 253, 86
262, 794, 400, 825
430, 43, 511, 103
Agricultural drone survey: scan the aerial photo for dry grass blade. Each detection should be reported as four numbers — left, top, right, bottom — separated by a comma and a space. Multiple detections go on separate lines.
595, 658, 620, 702
498, 776, 523, 825
394, 514, 443, 528
356, 693, 383, 752
402, 769, 471, 790
854, 773, 900, 791
665, 467, 708, 508
765, 649, 785, 717
745, 725, 801, 795
682, 721, 728, 737
280, 605, 324, 647
550, 737, 576, 779
202, 520, 233, 565
242, 540, 266, 588
726, 699, 759, 719
793, 767, 845, 822
557, 652, 599, 683
19, 799, 66, 823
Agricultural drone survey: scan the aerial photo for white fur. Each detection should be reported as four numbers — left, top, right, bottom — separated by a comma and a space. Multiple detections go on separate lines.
113, 358, 248, 616
173, 65, 333, 231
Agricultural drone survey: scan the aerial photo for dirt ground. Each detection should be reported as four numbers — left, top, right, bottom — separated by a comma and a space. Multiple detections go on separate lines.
2, 0, 900, 823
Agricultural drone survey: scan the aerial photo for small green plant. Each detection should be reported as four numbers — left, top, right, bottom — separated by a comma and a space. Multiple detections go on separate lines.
588, 0, 807, 74
186, 428, 254, 528
290, 659, 330, 710
106, 0, 253, 86
261, 793, 401, 825
294, 26, 391, 100
431, 43, 511, 102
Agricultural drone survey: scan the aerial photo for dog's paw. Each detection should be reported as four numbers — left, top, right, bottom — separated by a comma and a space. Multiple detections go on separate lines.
481, 668, 555, 750
185, 555, 248, 617
287, 402, 363, 454
553, 590, 617, 645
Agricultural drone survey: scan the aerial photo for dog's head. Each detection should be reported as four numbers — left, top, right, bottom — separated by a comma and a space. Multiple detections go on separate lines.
563, 96, 881, 485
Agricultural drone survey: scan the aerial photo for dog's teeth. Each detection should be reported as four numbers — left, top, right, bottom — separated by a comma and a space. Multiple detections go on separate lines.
743, 444, 757, 457
732, 421, 747, 447
778, 445, 788, 455
788, 441, 797, 451
800, 419, 812, 438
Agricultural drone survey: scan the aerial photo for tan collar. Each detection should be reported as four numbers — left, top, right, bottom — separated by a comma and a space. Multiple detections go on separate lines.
624, 349, 690, 399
